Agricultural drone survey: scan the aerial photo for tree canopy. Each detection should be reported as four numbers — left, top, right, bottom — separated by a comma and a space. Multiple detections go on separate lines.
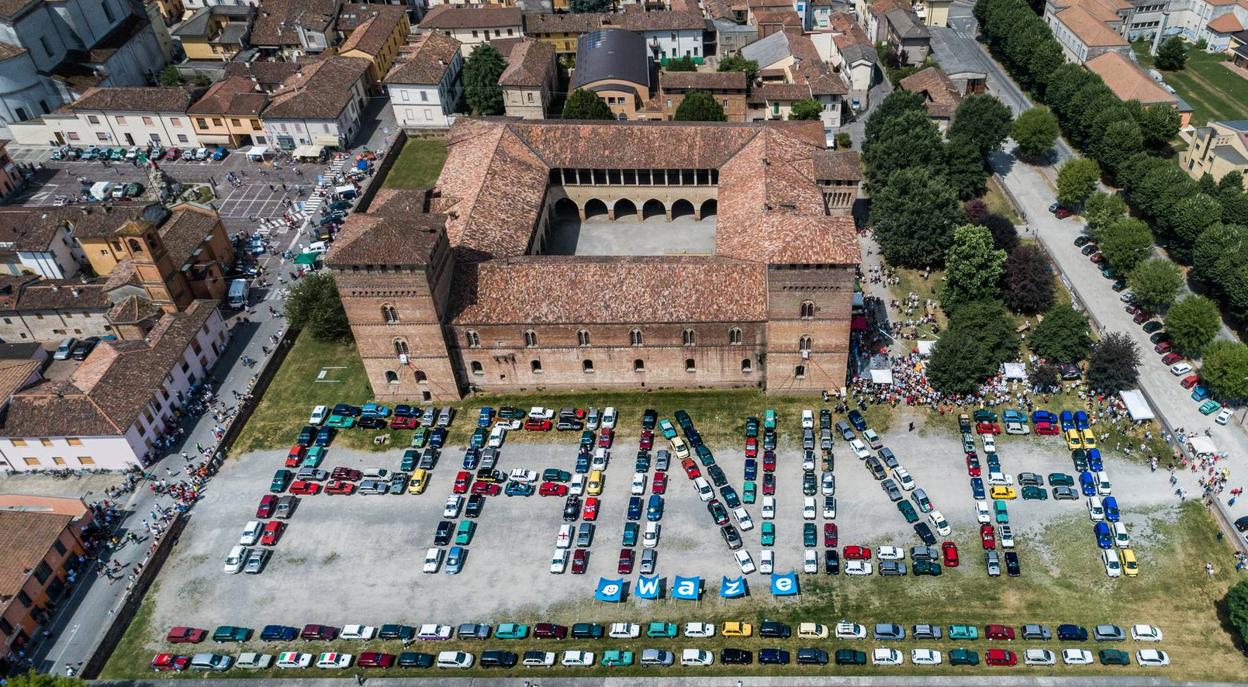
674, 91, 727, 121
1127, 258, 1183, 312
1201, 340, 1248, 401
1030, 304, 1092, 363
286, 272, 350, 342
1227, 580, 1248, 650
789, 99, 823, 121
1155, 36, 1188, 71
941, 224, 1006, 311
665, 56, 697, 71
1083, 191, 1127, 241
717, 54, 759, 82
570, 0, 612, 11
1002, 244, 1055, 314
463, 43, 505, 115
870, 167, 963, 267
1086, 332, 1140, 393
1055, 158, 1100, 207
949, 93, 1014, 157
1098, 217, 1153, 273
1011, 106, 1059, 161
562, 89, 614, 120
928, 301, 1020, 395
1164, 295, 1222, 356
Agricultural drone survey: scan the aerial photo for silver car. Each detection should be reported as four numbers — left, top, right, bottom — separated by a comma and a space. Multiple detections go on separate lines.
243, 548, 270, 574
640, 548, 657, 574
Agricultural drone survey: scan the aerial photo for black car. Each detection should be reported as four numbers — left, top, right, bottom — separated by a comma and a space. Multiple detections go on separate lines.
358, 416, 386, 430
70, 337, 100, 361
1236, 515, 1248, 532
260, 625, 298, 641
802, 471, 818, 495
1142, 320, 1163, 333
434, 520, 454, 546
674, 410, 693, 429
835, 649, 867, 665
562, 496, 582, 521
721, 648, 752, 665
480, 650, 516, 668
397, 652, 434, 668
721, 524, 742, 550
824, 549, 840, 574
708, 500, 730, 526
914, 522, 937, 546
759, 649, 790, 665
707, 464, 727, 488
865, 457, 886, 480
1074, 235, 1091, 247
296, 425, 315, 447
575, 453, 590, 473
847, 409, 867, 431
642, 409, 657, 430
796, 648, 828, 665
1004, 551, 1021, 577
635, 452, 651, 472
378, 624, 415, 641
465, 494, 485, 518
759, 621, 790, 638
571, 623, 603, 639
627, 496, 642, 520
686, 427, 702, 448
1058, 624, 1089, 641
332, 403, 361, 417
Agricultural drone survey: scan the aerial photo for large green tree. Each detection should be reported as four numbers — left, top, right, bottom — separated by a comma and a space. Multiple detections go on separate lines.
1087, 332, 1140, 393
674, 91, 726, 121
1164, 295, 1222, 356
862, 108, 946, 192
944, 139, 991, 200
463, 43, 505, 115
570, 0, 611, 11
286, 272, 350, 342
717, 54, 759, 81
1227, 580, 1248, 649
1155, 36, 1188, 70
1171, 193, 1223, 248
928, 301, 1020, 395
1128, 258, 1183, 312
1098, 217, 1154, 273
870, 167, 964, 267
1011, 106, 1060, 162
789, 99, 823, 121
1136, 103, 1181, 151
1092, 118, 1144, 179
1002, 244, 1055, 314
949, 93, 1014, 157
1055, 157, 1100, 207
863, 90, 927, 143
941, 224, 1006, 311
1030, 304, 1092, 363
562, 89, 613, 119
1083, 191, 1127, 241
1201, 340, 1248, 401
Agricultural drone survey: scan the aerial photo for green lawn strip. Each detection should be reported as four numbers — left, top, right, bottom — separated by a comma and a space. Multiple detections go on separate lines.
1132, 43, 1247, 125
106, 504, 1246, 680
985, 179, 1022, 225
381, 138, 447, 189
98, 580, 159, 679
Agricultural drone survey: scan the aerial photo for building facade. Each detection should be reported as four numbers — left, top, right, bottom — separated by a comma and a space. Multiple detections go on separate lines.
1180, 120, 1248, 189
386, 31, 464, 129
499, 39, 557, 119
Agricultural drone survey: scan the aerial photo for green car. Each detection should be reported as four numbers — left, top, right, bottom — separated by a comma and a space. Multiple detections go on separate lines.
949, 624, 978, 640
325, 414, 355, 429
745, 417, 759, 438
411, 427, 429, 448
495, 623, 528, 639
455, 520, 476, 545
973, 409, 997, 422
579, 431, 594, 450
470, 427, 486, 448
212, 625, 251, 642
960, 433, 976, 453
543, 468, 571, 483
401, 449, 418, 471
913, 560, 941, 576
109, 147, 124, 160
760, 521, 775, 546
645, 622, 677, 638
1199, 399, 1222, 415
601, 650, 634, 667
742, 481, 757, 504
302, 447, 324, 468
950, 648, 980, 666
803, 522, 817, 547
659, 418, 677, 439
1048, 472, 1074, 487
897, 500, 919, 523
763, 409, 776, 429
270, 469, 292, 493
834, 648, 866, 665
1101, 267, 1115, 279
622, 522, 639, 546
994, 500, 1009, 523
696, 445, 715, 467
1099, 649, 1130, 666
1021, 485, 1047, 500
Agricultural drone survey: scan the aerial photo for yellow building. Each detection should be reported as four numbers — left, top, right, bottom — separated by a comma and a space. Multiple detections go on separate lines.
336, 4, 412, 87
186, 75, 270, 147
1181, 120, 1248, 190
171, 6, 256, 61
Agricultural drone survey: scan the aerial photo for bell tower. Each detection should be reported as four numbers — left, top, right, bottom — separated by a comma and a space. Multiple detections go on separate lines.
115, 219, 192, 313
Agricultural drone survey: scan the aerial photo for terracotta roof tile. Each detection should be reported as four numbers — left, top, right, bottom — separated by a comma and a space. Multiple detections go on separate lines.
250, 0, 339, 46
158, 207, 222, 270
325, 189, 445, 267
337, 5, 407, 56
13, 282, 111, 311
107, 295, 161, 326
385, 31, 461, 85
419, 5, 522, 30
0, 511, 74, 598
661, 70, 748, 91
813, 149, 862, 180
1055, 6, 1128, 47
188, 75, 269, 116
1085, 52, 1176, 105
68, 87, 194, 113
522, 9, 704, 34
1208, 12, 1244, 32
899, 66, 961, 118
0, 359, 38, 404
498, 39, 556, 88
264, 56, 370, 120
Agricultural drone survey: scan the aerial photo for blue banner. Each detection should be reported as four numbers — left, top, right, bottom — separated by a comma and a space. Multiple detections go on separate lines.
770, 571, 799, 596
671, 575, 701, 600
595, 577, 624, 602
720, 575, 748, 598
634, 575, 663, 599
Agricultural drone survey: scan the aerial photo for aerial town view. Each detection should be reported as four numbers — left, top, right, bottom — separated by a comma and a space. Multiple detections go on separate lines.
0, 0, 1247, 683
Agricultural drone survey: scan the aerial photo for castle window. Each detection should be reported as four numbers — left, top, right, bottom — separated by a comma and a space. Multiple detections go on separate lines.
470, 361, 483, 376
465, 330, 479, 348
729, 327, 742, 345
415, 370, 427, 382
682, 329, 696, 346
381, 303, 398, 323
384, 370, 398, 383
800, 300, 815, 319
799, 336, 811, 352
577, 329, 590, 346
394, 339, 409, 357
685, 358, 696, 372
630, 329, 643, 346
127, 238, 143, 254
530, 359, 542, 373
523, 330, 538, 347
742, 358, 752, 372
634, 358, 645, 372
795, 364, 806, 378
582, 359, 594, 373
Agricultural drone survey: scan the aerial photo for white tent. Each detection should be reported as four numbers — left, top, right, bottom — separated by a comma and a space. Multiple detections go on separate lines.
1118, 390, 1155, 421
1190, 435, 1219, 455
245, 145, 270, 160
916, 340, 937, 357
1002, 362, 1027, 380
870, 368, 894, 385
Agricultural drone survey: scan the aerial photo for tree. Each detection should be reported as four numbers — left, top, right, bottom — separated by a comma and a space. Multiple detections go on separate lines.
870, 167, 964, 267
463, 43, 505, 115
191, 73, 212, 87
1164, 295, 1222, 356
4, 674, 84, 687
1011, 106, 1060, 162
928, 301, 1020, 395
789, 99, 823, 121
1030, 363, 1060, 391
1083, 191, 1127, 241
863, 90, 927, 142
1092, 118, 1144, 179
286, 272, 350, 342
1031, 304, 1092, 362
570, 0, 611, 11
1003, 244, 1055, 314
674, 91, 726, 121
862, 109, 946, 192
1201, 340, 1248, 401
159, 65, 183, 87
665, 56, 696, 71
1193, 223, 1248, 295
1087, 332, 1141, 393
1137, 103, 1181, 151
1227, 580, 1248, 648
944, 139, 990, 200
1055, 158, 1100, 207
1098, 217, 1154, 273
1171, 193, 1223, 248
941, 224, 1007, 311
835, 132, 852, 150
949, 93, 1014, 157
1155, 36, 1188, 71
981, 213, 1019, 254
964, 198, 989, 224
562, 89, 613, 119
718, 54, 759, 82
1128, 258, 1183, 312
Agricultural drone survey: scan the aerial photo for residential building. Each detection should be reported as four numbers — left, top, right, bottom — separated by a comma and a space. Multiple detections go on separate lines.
812, 12, 878, 113
0, 208, 87, 279
1201, 8, 1247, 51
261, 56, 371, 149
659, 70, 749, 121
29, 87, 199, 149
386, 31, 463, 129
1044, 0, 1130, 63
249, 0, 341, 58
0, 279, 116, 344
755, 9, 804, 38
418, 5, 523, 56
855, 0, 950, 28
0, 300, 227, 470
523, 10, 707, 62
1232, 31, 1248, 68
926, 26, 988, 95
0, 141, 22, 201
0, 496, 93, 659
863, 0, 931, 63
741, 30, 848, 137
187, 75, 271, 147
335, 4, 411, 87
171, 5, 256, 61
898, 66, 960, 131
498, 39, 557, 119
747, 0, 807, 30
1180, 119, 1248, 189
571, 29, 656, 121
1085, 51, 1191, 127
712, 19, 758, 57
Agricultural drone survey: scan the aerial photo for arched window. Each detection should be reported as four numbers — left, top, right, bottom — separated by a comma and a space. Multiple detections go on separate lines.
685, 358, 696, 372
800, 300, 815, 319
729, 327, 742, 345
799, 336, 812, 352
470, 361, 483, 375
634, 358, 645, 372
127, 238, 144, 254
630, 329, 643, 346
682, 329, 696, 346
384, 370, 398, 383
795, 364, 806, 379
742, 358, 752, 372
381, 303, 398, 323
523, 330, 538, 347
530, 359, 542, 373
414, 369, 427, 382
394, 338, 409, 357
577, 329, 590, 346
465, 330, 480, 348
582, 359, 594, 373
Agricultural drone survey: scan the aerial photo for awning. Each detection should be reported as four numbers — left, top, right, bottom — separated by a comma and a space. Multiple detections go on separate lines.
1118, 389, 1155, 421
851, 315, 868, 331
245, 145, 269, 158
869, 368, 893, 385
294, 252, 320, 266
314, 135, 341, 147
916, 340, 937, 357
1190, 435, 1218, 455
1002, 362, 1027, 380
292, 144, 324, 159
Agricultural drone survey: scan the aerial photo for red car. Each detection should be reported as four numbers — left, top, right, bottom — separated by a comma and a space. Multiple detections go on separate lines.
1161, 352, 1183, 365
1090, 252, 1105, 264
980, 523, 996, 549
762, 451, 776, 472
682, 458, 701, 479
256, 495, 276, 518
453, 471, 472, 494
966, 454, 981, 476
571, 548, 588, 574
583, 497, 600, 521
652, 472, 668, 494
330, 467, 361, 481
985, 624, 1016, 641
985, 648, 1017, 666
539, 482, 568, 497
533, 623, 567, 639
942, 541, 959, 567
639, 430, 654, 451
976, 421, 1001, 435
1133, 311, 1154, 324
286, 445, 306, 467
324, 480, 356, 495
824, 523, 838, 547
358, 652, 395, 668
1181, 374, 1201, 389
843, 545, 871, 560
151, 654, 190, 671
471, 481, 500, 496
1052, 204, 1072, 219
1154, 341, 1171, 354
617, 548, 635, 574
744, 437, 758, 458
260, 520, 284, 546
1033, 421, 1058, 436
524, 418, 552, 431
389, 416, 418, 430
598, 427, 613, 448
289, 480, 321, 496
166, 627, 206, 644
762, 473, 776, 495
301, 624, 338, 641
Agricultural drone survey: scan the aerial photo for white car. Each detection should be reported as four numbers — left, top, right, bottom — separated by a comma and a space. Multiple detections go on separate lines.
239, 521, 263, 546
981, 434, 996, 453
422, 547, 443, 573
235, 652, 273, 669
1170, 362, 1193, 376
528, 406, 554, 420
872, 648, 903, 666
443, 495, 463, 518
586, 407, 599, 429
601, 406, 617, 429
315, 652, 353, 669
550, 549, 569, 574
802, 452, 815, 471
1024, 648, 1056, 666
308, 405, 327, 425
893, 467, 915, 491
556, 524, 573, 549
974, 500, 991, 523
762, 496, 776, 520
1087, 496, 1105, 521
1216, 407, 1233, 425
1095, 470, 1112, 495
684, 622, 715, 638
733, 507, 754, 530
734, 550, 756, 574
487, 425, 506, 448
276, 652, 312, 669
835, 622, 866, 639
681, 648, 714, 666
508, 468, 538, 483
845, 560, 873, 576
823, 496, 837, 519
928, 510, 951, 537
803, 549, 818, 574
631, 473, 647, 496
862, 428, 883, 449
850, 439, 871, 459
1131, 624, 1163, 641
609, 623, 640, 639
1113, 522, 1131, 548
876, 546, 904, 561
1136, 649, 1169, 667
802, 497, 817, 520
522, 651, 555, 667
436, 651, 473, 669
911, 648, 942, 665
340, 625, 376, 640
223, 545, 247, 574
643, 522, 661, 548
987, 471, 1014, 486
759, 549, 775, 574
801, 409, 814, 428
417, 624, 452, 640
1004, 420, 1029, 435
1102, 548, 1121, 578
798, 623, 828, 639
999, 525, 1015, 549
561, 651, 594, 667
570, 474, 586, 496
1062, 648, 1094, 665
694, 477, 714, 502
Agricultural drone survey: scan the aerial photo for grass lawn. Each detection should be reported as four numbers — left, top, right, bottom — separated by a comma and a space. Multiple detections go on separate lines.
381, 138, 447, 189
887, 266, 946, 340
1133, 41, 1248, 126
984, 178, 1022, 225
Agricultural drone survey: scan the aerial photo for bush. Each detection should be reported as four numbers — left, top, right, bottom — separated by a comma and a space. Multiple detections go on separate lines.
1087, 332, 1140, 393
286, 273, 351, 342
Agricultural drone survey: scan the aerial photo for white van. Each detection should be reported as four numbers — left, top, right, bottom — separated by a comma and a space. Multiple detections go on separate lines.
436, 651, 474, 669
681, 649, 713, 666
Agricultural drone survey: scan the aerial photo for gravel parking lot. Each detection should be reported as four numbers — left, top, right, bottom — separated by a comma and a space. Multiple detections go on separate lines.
145, 411, 1174, 634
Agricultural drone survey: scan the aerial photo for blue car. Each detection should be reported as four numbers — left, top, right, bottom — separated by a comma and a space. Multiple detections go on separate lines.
1031, 409, 1057, 425
760, 649, 790, 665
429, 427, 446, 448
1079, 471, 1097, 496
646, 494, 664, 521
1192, 385, 1211, 401
1093, 521, 1113, 549
394, 404, 414, 418
744, 458, 758, 481
1074, 410, 1089, 430
1102, 496, 1119, 522
627, 496, 642, 521
314, 426, 335, 447
848, 410, 867, 431
1087, 448, 1104, 471
1002, 408, 1026, 423
211, 145, 228, 160
462, 449, 479, 470
446, 545, 465, 574
970, 477, 986, 499
260, 625, 298, 641
361, 403, 390, 417
1059, 410, 1075, 431
477, 407, 493, 427
575, 453, 590, 473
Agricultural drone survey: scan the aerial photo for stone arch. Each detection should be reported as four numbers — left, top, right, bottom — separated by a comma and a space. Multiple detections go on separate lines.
642, 199, 666, 220
671, 199, 696, 220
553, 197, 579, 219
384, 370, 399, 383
584, 198, 609, 220
700, 198, 718, 218
613, 198, 639, 221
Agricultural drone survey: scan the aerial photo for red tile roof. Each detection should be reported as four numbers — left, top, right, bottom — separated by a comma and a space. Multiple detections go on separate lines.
386, 31, 461, 85
0, 511, 74, 598
419, 5, 522, 30
498, 39, 556, 88
1085, 52, 1177, 105
1208, 12, 1244, 32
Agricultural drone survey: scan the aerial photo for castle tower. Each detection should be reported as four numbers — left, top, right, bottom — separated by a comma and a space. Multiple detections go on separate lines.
113, 220, 192, 313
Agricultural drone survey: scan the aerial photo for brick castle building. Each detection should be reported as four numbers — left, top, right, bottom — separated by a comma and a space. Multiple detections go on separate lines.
326, 119, 861, 401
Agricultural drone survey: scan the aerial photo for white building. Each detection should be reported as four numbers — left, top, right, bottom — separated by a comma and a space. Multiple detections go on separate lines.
0, 211, 85, 279
0, 301, 227, 472
10, 87, 199, 148
386, 31, 463, 129
261, 56, 371, 150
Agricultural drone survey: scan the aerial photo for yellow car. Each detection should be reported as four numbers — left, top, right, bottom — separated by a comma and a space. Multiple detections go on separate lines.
671, 437, 690, 460
1064, 429, 1083, 450
408, 468, 429, 494
721, 621, 753, 637
1080, 428, 1097, 450
990, 485, 1017, 500
1121, 548, 1138, 577
587, 469, 604, 496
